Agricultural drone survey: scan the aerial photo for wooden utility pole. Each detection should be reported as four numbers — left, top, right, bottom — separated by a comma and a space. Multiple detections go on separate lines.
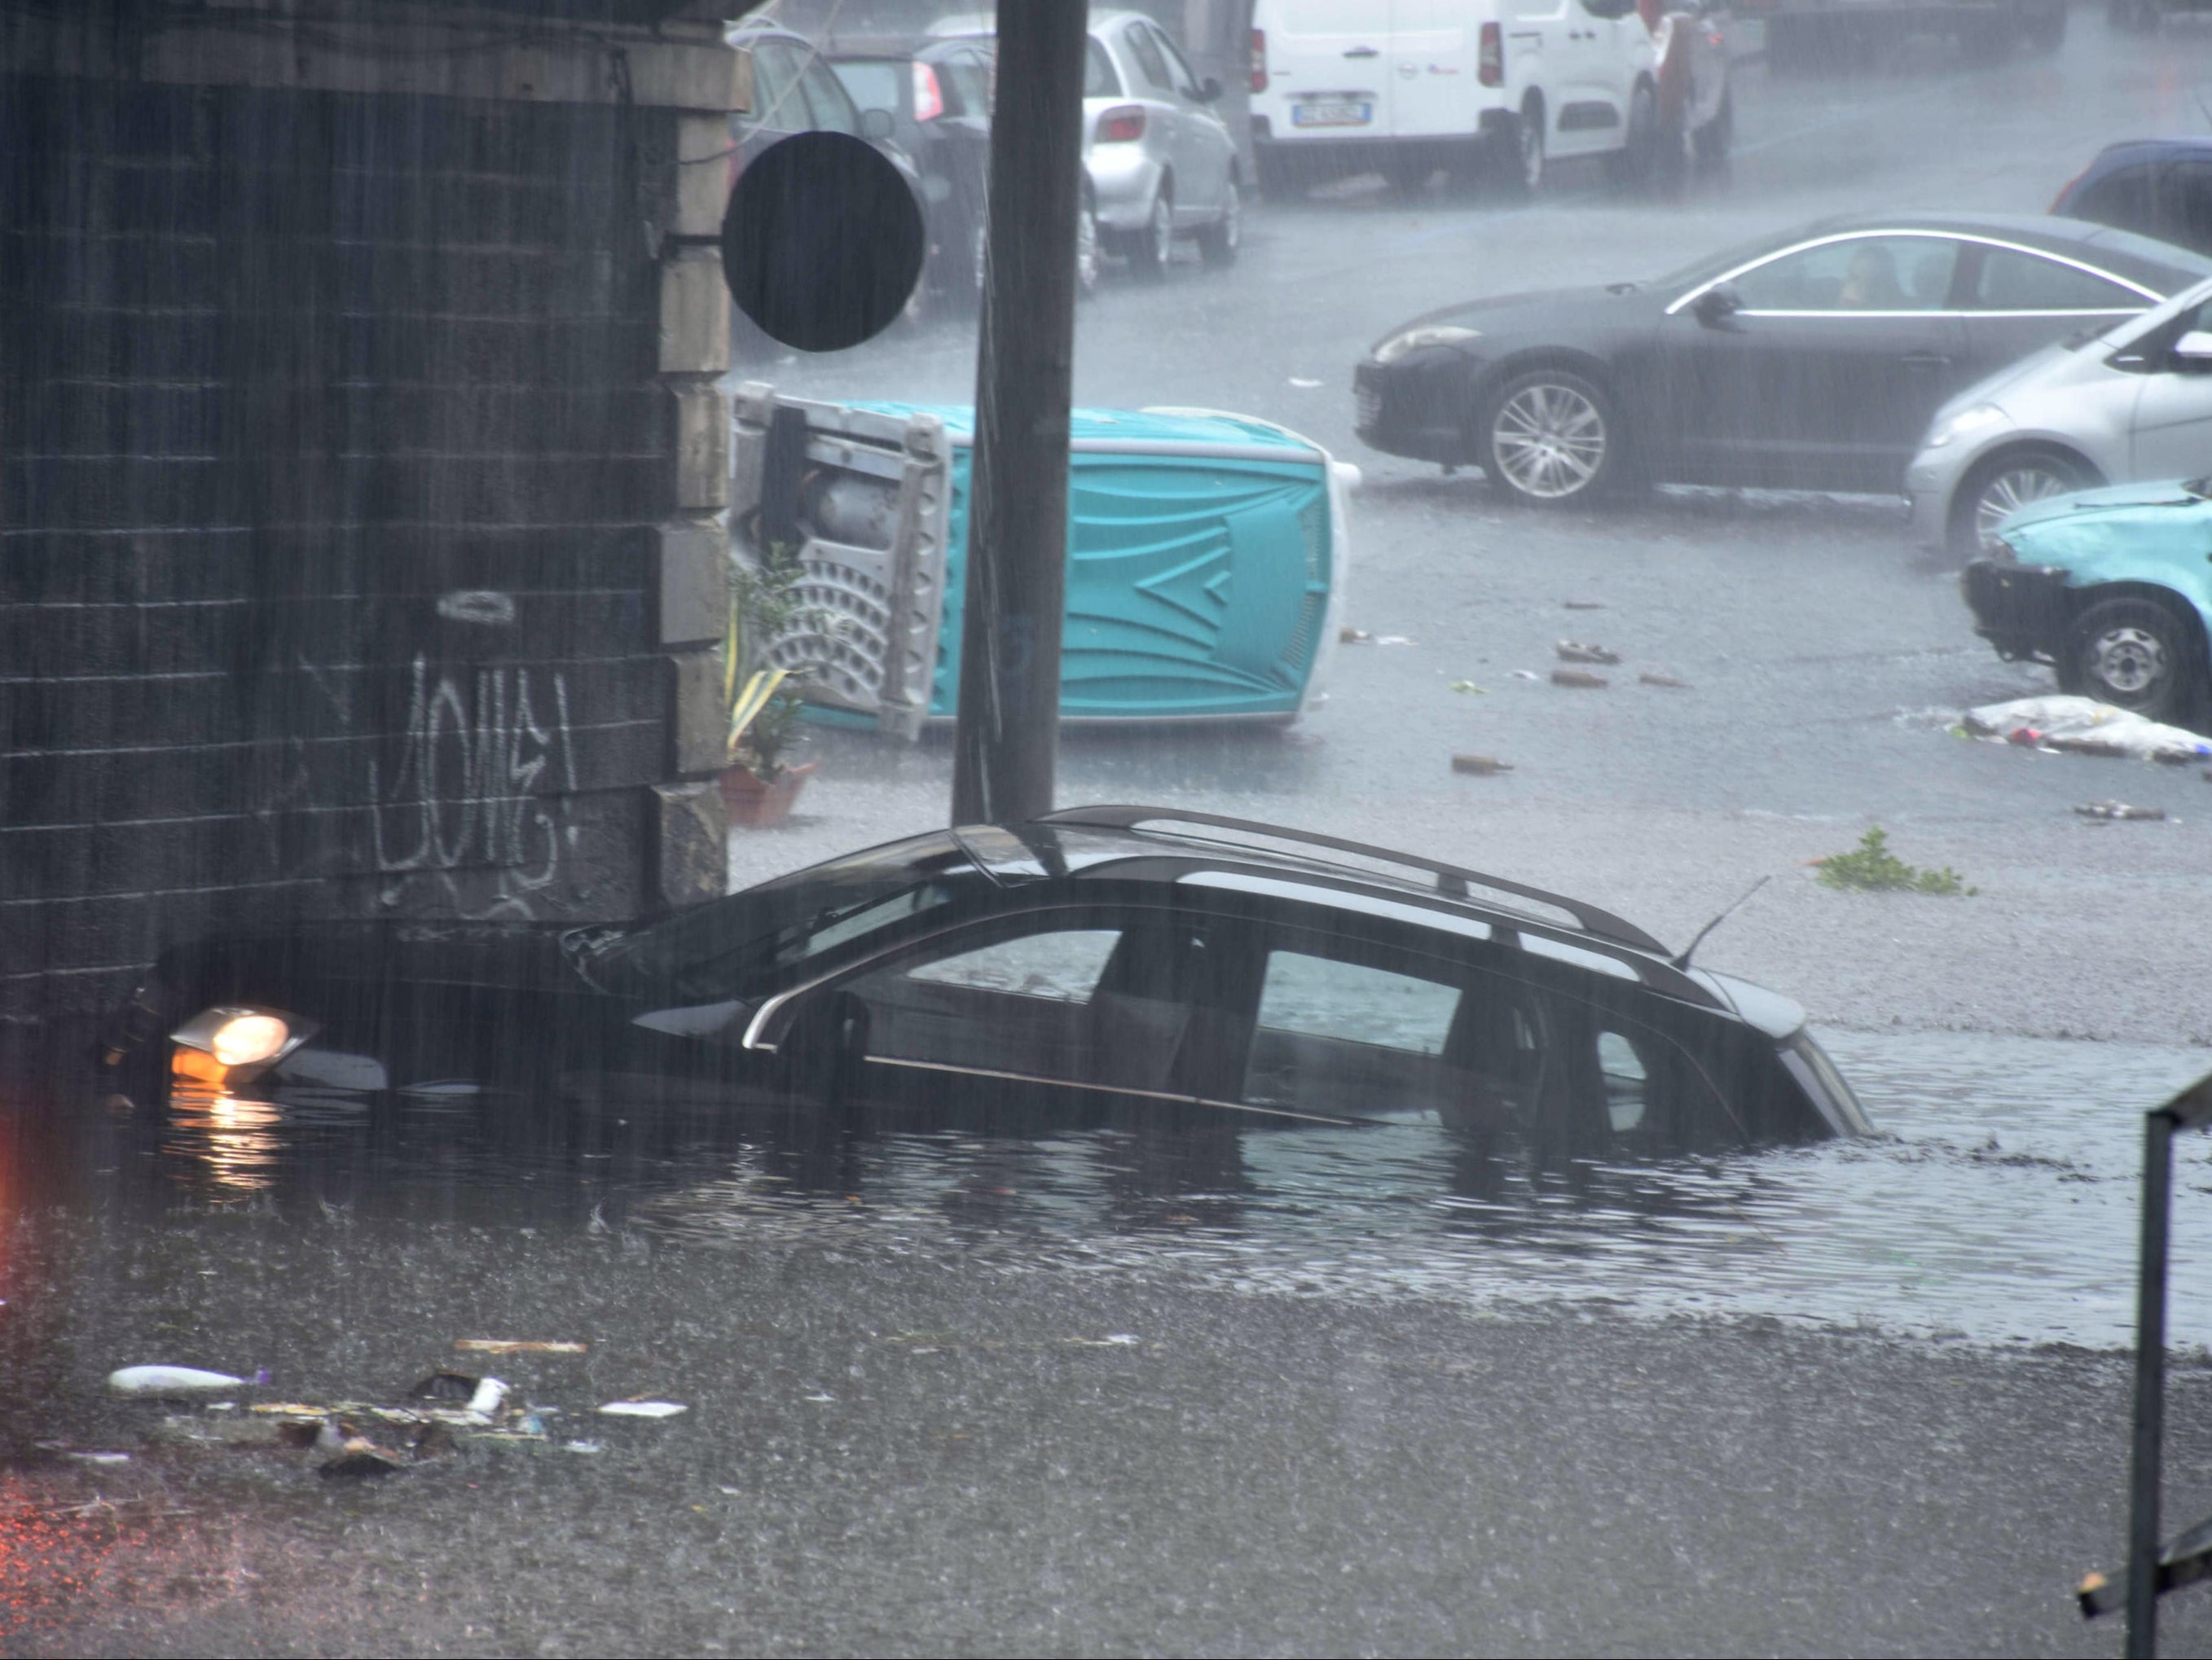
949, 2, 1088, 828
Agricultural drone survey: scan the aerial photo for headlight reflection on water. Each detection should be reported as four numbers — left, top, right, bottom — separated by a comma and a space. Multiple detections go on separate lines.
165, 1087, 284, 1194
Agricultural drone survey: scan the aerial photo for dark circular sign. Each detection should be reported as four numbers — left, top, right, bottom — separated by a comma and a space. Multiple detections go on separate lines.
720, 131, 925, 354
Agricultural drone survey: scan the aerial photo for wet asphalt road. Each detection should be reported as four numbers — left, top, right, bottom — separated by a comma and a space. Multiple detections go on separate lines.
12, 17, 2212, 1656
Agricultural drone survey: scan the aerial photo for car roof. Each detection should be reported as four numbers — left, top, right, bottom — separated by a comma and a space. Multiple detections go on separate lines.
965, 806, 1730, 1012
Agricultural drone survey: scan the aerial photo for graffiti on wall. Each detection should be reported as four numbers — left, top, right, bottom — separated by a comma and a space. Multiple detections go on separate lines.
370, 651, 581, 919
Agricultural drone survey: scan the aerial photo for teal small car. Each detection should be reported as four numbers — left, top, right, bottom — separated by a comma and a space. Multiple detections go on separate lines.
1963, 479, 2212, 725
731, 384, 1354, 736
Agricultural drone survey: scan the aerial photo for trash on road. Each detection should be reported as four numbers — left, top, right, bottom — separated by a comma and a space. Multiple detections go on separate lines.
596, 1400, 688, 1419
1451, 753, 1513, 775
319, 1438, 405, 1480
2075, 801, 2167, 821
1555, 640, 1621, 665
108, 1364, 256, 1396
1447, 680, 1486, 695
1963, 696, 2212, 763
63, 1451, 131, 1465
1551, 669, 1609, 689
1374, 635, 1414, 647
453, 1339, 587, 1355
1562, 599, 1604, 610
1338, 626, 1371, 644
1640, 672, 1692, 690
1287, 376, 1322, 389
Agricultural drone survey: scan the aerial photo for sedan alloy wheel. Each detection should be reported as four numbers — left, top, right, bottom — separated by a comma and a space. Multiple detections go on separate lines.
1484, 371, 1617, 503
1957, 451, 2087, 560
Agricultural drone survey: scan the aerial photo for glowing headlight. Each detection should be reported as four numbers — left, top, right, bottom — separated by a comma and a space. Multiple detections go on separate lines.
1374, 324, 1482, 365
169, 1005, 314, 1082
1924, 402, 2010, 450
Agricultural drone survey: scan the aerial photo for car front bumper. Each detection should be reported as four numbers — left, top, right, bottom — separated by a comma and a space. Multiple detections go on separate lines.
1962, 558, 2071, 661
1905, 446, 1974, 550
1352, 357, 1480, 466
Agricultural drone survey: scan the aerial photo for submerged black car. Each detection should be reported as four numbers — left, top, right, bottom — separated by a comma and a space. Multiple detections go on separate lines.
1354, 213, 2212, 506
109, 807, 1868, 1157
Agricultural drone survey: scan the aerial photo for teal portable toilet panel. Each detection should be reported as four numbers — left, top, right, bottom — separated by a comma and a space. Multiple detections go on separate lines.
932, 450, 1334, 721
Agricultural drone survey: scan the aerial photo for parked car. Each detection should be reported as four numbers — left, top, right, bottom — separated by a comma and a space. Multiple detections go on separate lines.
1962, 480, 2212, 723
110, 808, 1870, 1156
1082, 10, 1242, 277
1735, 0, 2066, 69
827, 33, 997, 304
1909, 276, 2212, 560
1353, 213, 2212, 507
2053, 138, 2212, 261
1248, 0, 1680, 198
728, 384, 1354, 735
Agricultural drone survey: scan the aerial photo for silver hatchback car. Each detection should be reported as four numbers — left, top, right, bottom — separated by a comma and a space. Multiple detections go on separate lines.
1911, 274, 2212, 561
1081, 11, 1242, 282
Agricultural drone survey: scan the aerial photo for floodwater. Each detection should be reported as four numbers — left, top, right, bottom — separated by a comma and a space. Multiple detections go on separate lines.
83, 1028, 2212, 1353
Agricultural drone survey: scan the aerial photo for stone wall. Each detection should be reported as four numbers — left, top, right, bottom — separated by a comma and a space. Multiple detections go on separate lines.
0, 7, 744, 1026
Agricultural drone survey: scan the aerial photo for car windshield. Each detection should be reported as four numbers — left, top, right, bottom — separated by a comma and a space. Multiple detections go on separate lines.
571, 834, 973, 1001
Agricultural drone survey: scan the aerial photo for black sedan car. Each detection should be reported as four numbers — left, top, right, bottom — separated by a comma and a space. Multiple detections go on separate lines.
108, 808, 1867, 1161
829, 33, 997, 305
1354, 213, 2212, 506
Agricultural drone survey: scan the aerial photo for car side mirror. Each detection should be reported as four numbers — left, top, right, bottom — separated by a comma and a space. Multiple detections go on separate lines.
1199, 76, 1224, 103
2173, 329, 2212, 369
860, 107, 895, 143
1691, 285, 1740, 327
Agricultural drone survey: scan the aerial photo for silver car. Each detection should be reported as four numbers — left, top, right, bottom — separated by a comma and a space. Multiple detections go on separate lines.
1911, 274, 2212, 561
1081, 11, 1242, 281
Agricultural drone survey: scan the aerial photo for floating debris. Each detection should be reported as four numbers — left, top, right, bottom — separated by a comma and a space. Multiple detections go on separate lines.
1639, 672, 1692, 690
319, 1438, 405, 1480
453, 1340, 587, 1356
1511, 669, 1540, 681
1550, 669, 1609, 689
1447, 680, 1486, 695
63, 1451, 131, 1465
2075, 801, 2166, 821
1555, 640, 1620, 665
467, 1377, 509, 1418
1374, 635, 1414, 647
1338, 626, 1370, 643
408, 1372, 479, 1403
1562, 599, 1605, 610
1066, 1334, 1141, 1347
1450, 753, 1513, 775
108, 1365, 254, 1397
596, 1400, 688, 1419
1287, 375, 1322, 389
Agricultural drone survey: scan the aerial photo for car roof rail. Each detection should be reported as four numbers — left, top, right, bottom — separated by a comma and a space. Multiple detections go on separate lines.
1036, 804, 1670, 956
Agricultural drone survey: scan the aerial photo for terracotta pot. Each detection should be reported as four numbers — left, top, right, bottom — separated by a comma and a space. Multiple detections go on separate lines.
719, 760, 816, 829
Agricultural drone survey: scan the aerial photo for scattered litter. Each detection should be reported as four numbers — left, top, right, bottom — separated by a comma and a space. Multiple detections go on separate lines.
1374, 635, 1414, 647
108, 1365, 253, 1397
1555, 640, 1620, 665
1066, 1334, 1141, 1347
1639, 672, 1692, 690
1963, 696, 2212, 764
1562, 599, 1605, 611
1338, 626, 1370, 643
2076, 801, 2167, 821
1550, 669, 1609, 689
1451, 753, 1513, 775
453, 1340, 587, 1355
802, 1393, 837, 1403
409, 1372, 478, 1403
1447, 680, 1486, 695
64, 1451, 131, 1465
1287, 376, 1322, 389
596, 1400, 688, 1419
319, 1438, 405, 1480
467, 1377, 509, 1418
565, 1440, 605, 1455
1511, 669, 1540, 681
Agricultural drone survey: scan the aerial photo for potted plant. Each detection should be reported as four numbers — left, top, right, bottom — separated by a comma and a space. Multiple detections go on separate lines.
719, 546, 819, 829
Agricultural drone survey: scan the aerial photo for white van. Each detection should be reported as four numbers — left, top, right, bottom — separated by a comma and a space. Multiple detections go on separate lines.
1248, 0, 1663, 196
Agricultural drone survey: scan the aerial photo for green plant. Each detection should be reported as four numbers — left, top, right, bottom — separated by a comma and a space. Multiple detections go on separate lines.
1816, 827, 1976, 896
724, 543, 816, 780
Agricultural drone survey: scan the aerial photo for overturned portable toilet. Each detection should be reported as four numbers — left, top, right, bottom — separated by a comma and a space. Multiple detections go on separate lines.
729, 382, 1354, 740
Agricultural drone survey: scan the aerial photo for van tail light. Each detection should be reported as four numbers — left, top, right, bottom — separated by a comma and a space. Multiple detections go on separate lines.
913, 61, 943, 123
1251, 28, 1268, 93
1097, 104, 1146, 143
1479, 22, 1504, 87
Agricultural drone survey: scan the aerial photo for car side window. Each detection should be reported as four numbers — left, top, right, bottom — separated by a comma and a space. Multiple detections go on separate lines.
906, 929, 1120, 1001
1728, 236, 1959, 314
1128, 22, 1175, 93
943, 51, 991, 118
1150, 25, 1205, 100
2163, 160, 2212, 256
1252, 951, 1460, 1055
745, 41, 806, 134
796, 51, 860, 135
2071, 167, 2161, 239
1966, 247, 2143, 314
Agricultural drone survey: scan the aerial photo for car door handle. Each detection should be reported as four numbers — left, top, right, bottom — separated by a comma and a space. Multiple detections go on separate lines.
1343, 45, 1379, 56
1900, 353, 1950, 371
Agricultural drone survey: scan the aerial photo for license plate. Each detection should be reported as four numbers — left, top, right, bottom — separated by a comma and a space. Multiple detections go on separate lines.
1291, 101, 1372, 128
